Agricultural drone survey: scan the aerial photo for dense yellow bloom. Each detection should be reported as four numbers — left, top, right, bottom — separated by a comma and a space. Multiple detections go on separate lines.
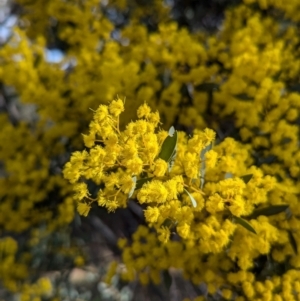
144, 207, 160, 223
152, 158, 168, 177
205, 150, 218, 169
206, 193, 225, 214
109, 98, 125, 117
157, 227, 171, 244
177, 222, 190, 239
73, 183, 89, 201
104, 261, 118, 285
77, 203, 91, 217
1, 0, 300, 298
137, 102, 152, 119
63, 101, 291, 300
222, 288, 233, 300
138, 180, 168, 204
36, 278, 52, 295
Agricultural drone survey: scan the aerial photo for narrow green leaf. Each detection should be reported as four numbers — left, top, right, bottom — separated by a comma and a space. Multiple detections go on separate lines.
240, 174, 253, 184
163, 270, 172, 291
34, 54, 42, 68
135, 177, 153, 190
195, 83, 219, 92
286, 207, 293, 220
158, 127, 178, 163
161, 218, 174, 228
247, 205, 289, 219
280, 137, 292, 145
234, 93, 254, 101
128, 176, 136, 198
233, 216, 257, 234
288, 231, 298, 255
184, 188, 197, 208
260, 155, 277, 164
168, 148, 177, 172
200, 177, 205, 190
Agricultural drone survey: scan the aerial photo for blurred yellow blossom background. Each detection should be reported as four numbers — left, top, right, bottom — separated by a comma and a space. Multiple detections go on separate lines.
0, 0, 300, 300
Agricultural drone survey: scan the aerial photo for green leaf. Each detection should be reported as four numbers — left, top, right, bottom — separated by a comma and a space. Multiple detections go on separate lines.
280, 137, 292, 145
233, 216, 257, 234
240, 174, 253, 184
34, 54, 42, 67
128, 176, 137, 198
288, 231, 298, 255
168, 149, 177, 172
286, 207, 293, 220
200, 177, 205, 190
161, 218, 174, 228
247, 205, 289, 219
163, 270, 172, 291
195, 83, 219, 92
158, 126, 178, 163
234, 93, 254, 101
135, 177, 153, 190
184, 188, 197, 208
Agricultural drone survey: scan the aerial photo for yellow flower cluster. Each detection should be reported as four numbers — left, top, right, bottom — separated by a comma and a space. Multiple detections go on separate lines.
64, 102, 297, 301
15, 0, 113, 47
0, 236, 52, 300
199, 4, 300, 285
0, 115, 75, 233
18, 277, 52, 301
118, 223, 300, 301
194, 3, 300, 188
243, 0, 300, 22
65, 102, 276, 244
0, 237, 28, 292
